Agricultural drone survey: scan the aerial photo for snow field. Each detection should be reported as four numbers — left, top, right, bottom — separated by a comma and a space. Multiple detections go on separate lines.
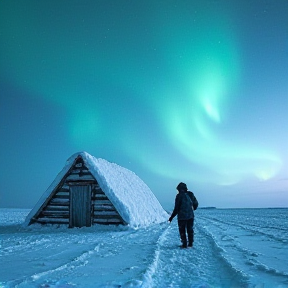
197, 209, 288, 287
1, 209, 168, 287
1, 208, 287, 288
143, 221, 247, 288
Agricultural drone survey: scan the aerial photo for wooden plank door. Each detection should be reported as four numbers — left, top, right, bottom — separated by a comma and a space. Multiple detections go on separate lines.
69, 185, 92, 228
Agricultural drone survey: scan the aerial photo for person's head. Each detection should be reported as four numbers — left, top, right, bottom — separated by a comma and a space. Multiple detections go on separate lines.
176, 182, 187, 192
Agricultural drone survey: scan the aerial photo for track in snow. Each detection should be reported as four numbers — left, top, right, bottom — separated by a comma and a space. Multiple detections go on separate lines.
1, 224, 165, 288
142, 220, 248, 288
2, 209, 287, 287
1, 220, 248, 288
196, 211, 288, 287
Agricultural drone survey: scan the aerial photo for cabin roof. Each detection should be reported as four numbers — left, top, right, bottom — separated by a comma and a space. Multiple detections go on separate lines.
24, 152, 168, 227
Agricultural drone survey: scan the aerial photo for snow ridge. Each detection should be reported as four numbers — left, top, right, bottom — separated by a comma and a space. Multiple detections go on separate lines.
197, 210, 288, 286
2, 208, 287, 287
141, 223, 170, 287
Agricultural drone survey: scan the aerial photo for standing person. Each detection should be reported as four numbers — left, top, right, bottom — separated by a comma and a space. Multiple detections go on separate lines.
168, 182, 198, 248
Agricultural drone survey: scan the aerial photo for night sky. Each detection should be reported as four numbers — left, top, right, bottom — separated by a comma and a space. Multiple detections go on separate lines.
1, 0, 287, 210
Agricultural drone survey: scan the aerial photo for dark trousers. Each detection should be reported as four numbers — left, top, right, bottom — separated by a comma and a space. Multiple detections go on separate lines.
178, 218, 194, 246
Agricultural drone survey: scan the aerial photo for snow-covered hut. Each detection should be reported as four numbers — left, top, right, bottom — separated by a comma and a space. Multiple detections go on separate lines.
24, 152, 168, 228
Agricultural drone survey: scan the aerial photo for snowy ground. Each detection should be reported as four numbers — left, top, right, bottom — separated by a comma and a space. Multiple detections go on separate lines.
0, 208, 287, 288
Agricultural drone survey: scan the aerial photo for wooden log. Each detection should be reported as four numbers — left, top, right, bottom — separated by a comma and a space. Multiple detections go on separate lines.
41, 210, 69, 217
94, 211, 119, 216
66, 180, 95, 186
69, 168, 90, 174
43, 214, 69, 218
49, 199, 69, 206
42, 214, 68, 218
36, 217, 69, 224
50, 198, 69, 203
94, 205, 115, 211
95, 200, 112, 205
66, 174, 95, 181
45, 205, 69, 211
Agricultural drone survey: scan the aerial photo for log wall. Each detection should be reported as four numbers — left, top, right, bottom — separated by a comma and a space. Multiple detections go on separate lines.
34, 157, 125, 226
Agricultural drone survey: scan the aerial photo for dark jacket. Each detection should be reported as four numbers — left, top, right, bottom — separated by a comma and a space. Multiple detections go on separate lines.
169, 190, 198, 221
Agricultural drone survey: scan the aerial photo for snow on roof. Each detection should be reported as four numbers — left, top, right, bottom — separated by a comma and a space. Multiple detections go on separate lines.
24, 152, 168, 227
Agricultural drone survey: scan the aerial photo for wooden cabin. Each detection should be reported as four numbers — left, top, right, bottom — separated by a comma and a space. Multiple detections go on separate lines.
25, 152, 168, 228
26, 156, 125, 227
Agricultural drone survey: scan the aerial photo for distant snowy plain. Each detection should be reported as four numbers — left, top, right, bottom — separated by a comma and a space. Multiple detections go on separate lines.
1, 208, 287, 288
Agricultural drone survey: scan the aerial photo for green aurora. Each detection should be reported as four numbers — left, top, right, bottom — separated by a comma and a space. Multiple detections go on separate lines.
1, 0, 287, 208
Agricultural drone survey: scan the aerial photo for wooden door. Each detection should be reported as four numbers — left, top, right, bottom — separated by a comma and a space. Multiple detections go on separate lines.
69, 185, 92, 228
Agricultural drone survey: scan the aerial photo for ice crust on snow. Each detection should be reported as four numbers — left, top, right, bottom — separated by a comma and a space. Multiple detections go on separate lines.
24, 152, 168, 227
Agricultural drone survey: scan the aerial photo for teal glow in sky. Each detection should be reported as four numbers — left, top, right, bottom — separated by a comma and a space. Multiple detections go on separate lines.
1, 0, 287, 209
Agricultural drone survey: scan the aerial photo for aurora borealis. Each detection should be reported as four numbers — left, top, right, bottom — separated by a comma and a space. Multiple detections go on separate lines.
1, 0, 287, 209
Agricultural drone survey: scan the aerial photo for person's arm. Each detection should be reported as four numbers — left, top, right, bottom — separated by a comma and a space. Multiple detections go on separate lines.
169, 195, 180, 222
189, 192, 199, 210
192, 194, 198, 210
